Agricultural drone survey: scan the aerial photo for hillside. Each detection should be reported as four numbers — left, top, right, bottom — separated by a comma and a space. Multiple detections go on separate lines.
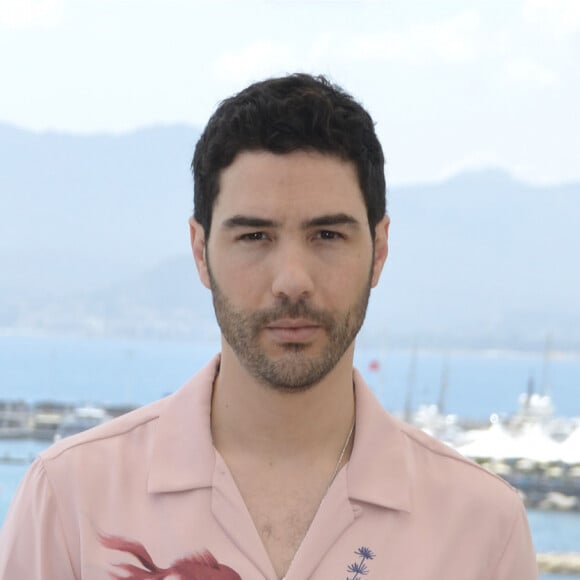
1, 123, 578, 350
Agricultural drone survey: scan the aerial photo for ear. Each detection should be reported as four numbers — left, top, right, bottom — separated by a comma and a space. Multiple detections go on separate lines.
189, 217, 211, 289
370, 215, 390, 288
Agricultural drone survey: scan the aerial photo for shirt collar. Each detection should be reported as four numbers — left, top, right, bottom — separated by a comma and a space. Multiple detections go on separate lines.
147, 355, 220, 493
347, 369, 413, 513
148, 357, 413, 514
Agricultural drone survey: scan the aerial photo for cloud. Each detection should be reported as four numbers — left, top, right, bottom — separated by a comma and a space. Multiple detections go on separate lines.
213, 41, 298, 83
212, 11, 483, 86
505, 58, 559, 88
523, 0, 580, 36
0, 0, 64, 29
345, 10, 481, 65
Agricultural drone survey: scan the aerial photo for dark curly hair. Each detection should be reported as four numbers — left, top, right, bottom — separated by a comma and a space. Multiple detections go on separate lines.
191, 73, 386, 238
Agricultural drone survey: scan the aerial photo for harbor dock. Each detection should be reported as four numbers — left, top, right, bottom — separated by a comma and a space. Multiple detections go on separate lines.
537, 552, 580, 574
0, 399, 135, 441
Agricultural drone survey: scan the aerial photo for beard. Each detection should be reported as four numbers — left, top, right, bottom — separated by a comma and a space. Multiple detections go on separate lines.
207, 265, 372, 392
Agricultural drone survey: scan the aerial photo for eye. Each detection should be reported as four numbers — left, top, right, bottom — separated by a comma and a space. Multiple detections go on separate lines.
316, 230, 343, 240
239, 231, 268, 241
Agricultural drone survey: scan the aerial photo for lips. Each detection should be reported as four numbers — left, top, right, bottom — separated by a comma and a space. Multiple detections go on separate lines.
265, 318, 321, 342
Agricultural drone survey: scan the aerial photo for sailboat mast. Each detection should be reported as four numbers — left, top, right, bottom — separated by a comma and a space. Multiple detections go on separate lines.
404, 344, 417, 423
540, 334, 552, 398
437, 358, 449, 416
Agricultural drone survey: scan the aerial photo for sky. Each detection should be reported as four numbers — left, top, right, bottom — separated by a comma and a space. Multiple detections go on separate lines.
1, 0, 579, 185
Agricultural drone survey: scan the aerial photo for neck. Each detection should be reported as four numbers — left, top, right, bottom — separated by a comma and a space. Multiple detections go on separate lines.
211, 342, 356, 461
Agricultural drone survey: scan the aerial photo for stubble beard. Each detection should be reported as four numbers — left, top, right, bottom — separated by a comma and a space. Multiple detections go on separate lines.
207, 265, 373, 393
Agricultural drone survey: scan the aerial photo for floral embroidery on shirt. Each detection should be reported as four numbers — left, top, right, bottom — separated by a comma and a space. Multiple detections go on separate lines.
346, 546, 376, 579
99, 534, 241, 579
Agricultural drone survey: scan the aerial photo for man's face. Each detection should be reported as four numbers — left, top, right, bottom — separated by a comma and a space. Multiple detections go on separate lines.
192, 150, 389, 391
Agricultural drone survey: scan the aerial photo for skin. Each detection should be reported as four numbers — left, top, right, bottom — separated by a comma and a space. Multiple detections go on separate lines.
189, 149, 389, 578
204, 218, 374, 393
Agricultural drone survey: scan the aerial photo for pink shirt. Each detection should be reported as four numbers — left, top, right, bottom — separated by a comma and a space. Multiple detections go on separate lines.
0, 356, 538, 579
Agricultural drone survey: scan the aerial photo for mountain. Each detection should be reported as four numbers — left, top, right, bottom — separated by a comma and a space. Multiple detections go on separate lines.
1, 123, 579, 350
367, 170, 580, 349
0, 122, 199, 294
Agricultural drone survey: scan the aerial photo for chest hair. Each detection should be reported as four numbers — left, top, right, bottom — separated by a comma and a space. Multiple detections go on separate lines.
236, 469, 331, 579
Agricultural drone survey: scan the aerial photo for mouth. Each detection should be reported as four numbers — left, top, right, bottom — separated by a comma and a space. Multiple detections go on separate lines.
265, 318, 321, 342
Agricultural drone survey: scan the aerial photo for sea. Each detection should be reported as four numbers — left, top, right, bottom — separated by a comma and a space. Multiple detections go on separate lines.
1, 334, 580, 579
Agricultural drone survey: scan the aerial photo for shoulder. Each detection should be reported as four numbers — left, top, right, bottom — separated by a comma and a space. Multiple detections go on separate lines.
399, 418, 510, 482
40, 396, 168, 465
396, 416, 522, 511
40, 355, 220, 466
32, 398, 171, 494
352, 370, 523, 523
399, 422, 537, 577
354, 372, 519, 507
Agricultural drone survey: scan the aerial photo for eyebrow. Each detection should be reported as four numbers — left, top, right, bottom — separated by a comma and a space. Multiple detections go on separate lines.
222, 213, 360, 230
304, 213, 360, 229
222, 215, 280, 229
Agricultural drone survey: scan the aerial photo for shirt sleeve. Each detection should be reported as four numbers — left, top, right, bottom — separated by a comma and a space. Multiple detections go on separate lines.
492, 497, 539, 580
0, 457, 77, 579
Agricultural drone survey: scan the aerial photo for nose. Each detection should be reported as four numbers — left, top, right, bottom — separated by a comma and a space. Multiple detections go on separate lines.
270, 242, 315, 301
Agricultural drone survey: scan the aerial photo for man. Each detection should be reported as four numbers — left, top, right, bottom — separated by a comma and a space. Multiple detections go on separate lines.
0, 74, 538, 579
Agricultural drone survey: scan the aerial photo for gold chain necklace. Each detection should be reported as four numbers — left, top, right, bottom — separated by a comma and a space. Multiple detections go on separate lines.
281, 415, 356, 580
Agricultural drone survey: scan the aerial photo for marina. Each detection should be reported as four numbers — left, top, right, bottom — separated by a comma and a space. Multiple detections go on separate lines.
3, 382, 580, 511
1, 335, 579, 578
0, 399, 135, 442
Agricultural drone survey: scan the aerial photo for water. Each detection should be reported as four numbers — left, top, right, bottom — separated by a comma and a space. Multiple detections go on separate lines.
2, 335, 579, 418
1, 335, 580, 578
0, 335, 221, 408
